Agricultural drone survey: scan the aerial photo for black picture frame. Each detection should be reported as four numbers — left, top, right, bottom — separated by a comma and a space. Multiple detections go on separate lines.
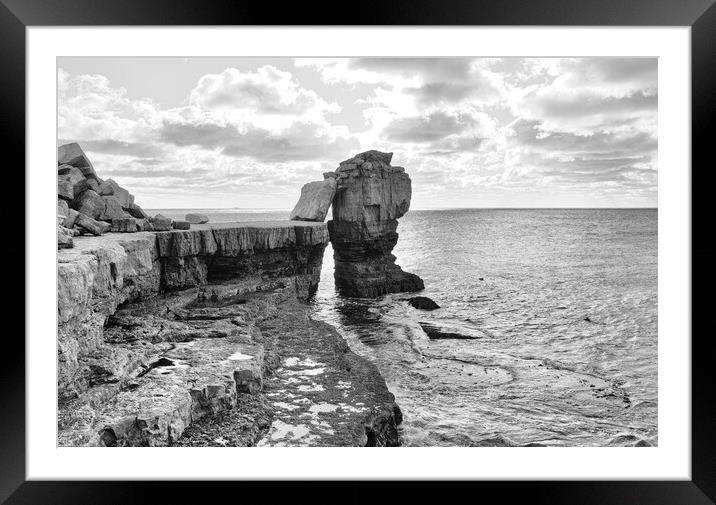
3, 0, 714, 503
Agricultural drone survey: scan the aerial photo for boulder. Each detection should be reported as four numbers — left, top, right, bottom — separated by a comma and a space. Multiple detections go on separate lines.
58, 179, 74, 201
71, 190, 105, 220
98, 179, 133, 208
111, 218, 137, 233
58, 225, 74, 249
134, 218, 154, 232
407, 296, 440, 310
57, 163, 75, 175
185, 213, 209, 224
58, 143, 98, 180
63, 209, 80, 229
172, 220, 191, 230
57, 199, 69, 219
289, 178, 337, 222
99, 196, 130, 222
58, 166, 88, 200
151, 214, 172, 232
126, 203, 149, 219
75, 213, 111, 236
87, 178, 100, 193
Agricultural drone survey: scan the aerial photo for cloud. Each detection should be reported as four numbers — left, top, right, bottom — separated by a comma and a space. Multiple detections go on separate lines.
189, 66, 339, 120
160, 118, 358, 162
509, 119, 657, 157
349, 58, 475, 81
58, 139, 167, 158
383, 112, 477, 143
58, 57, 659, 208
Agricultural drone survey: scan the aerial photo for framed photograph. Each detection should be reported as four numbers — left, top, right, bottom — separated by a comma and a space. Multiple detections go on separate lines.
6, 0, 715, 502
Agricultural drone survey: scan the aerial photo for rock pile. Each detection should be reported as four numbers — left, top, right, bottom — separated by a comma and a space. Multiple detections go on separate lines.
57, 143, 191, 249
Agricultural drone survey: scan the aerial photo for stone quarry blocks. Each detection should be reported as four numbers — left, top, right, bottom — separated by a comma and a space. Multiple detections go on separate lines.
134, 218, 154, 232
58, 166, 89, 200
98, 179, 133, 208
71, 189, 105, 220
75, 213, 111, 236
58, 179, 74, 201
151, 214, 173, 231
58, 142, 98, 180
126, 203, 148, 219
99, 196, 130, 222
289, 178, 337, 222
173, 220, 191, 230
58, 199, 69, 219
57, 225, 74, 249
111, 218, 137, 233
63, 209, 80, 229
185, 213, 209, 224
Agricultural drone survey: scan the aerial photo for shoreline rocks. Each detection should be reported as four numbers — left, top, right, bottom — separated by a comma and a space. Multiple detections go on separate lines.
408, 296, 440, 310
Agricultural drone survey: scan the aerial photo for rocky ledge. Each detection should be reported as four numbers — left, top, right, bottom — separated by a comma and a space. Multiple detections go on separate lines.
58, 221, 402, 446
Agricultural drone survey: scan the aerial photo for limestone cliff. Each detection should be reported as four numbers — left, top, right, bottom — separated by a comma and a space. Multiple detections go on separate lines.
58, 221, 328, 402
327, 150, 424, 297
57, 221, 402, 447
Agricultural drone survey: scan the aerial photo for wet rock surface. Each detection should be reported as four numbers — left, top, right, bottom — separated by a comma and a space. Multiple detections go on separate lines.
408, 296, 440, 310
256, 300, 401, 446
327, 150, 424, 297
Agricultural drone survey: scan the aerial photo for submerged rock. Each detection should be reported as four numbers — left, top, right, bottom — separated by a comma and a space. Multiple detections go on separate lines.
289, 178, 337, 222
408, 296, 440, 310
419, 322, 478, 340
328, 150, 424, 297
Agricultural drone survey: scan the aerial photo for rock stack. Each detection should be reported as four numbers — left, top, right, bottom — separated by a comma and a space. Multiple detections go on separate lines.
56, 142, 190, 249
326, 150, 424, 297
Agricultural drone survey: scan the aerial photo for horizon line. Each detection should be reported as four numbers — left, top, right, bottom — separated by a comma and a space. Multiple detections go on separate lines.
145, 206, 658, 211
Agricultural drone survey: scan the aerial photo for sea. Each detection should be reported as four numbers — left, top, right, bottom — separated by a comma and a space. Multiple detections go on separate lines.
150, 208, 658, 447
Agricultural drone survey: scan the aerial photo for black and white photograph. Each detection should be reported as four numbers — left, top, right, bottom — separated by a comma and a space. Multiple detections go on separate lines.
55, 56, 659, 448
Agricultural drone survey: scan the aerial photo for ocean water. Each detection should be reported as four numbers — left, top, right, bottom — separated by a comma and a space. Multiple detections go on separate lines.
152, 208, 658, 447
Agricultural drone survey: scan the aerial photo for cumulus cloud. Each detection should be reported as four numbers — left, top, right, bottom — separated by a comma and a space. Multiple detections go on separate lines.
189, 66, 340, 120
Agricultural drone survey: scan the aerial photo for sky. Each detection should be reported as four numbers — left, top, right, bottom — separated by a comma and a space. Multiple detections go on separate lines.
57, 57, 657, 209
